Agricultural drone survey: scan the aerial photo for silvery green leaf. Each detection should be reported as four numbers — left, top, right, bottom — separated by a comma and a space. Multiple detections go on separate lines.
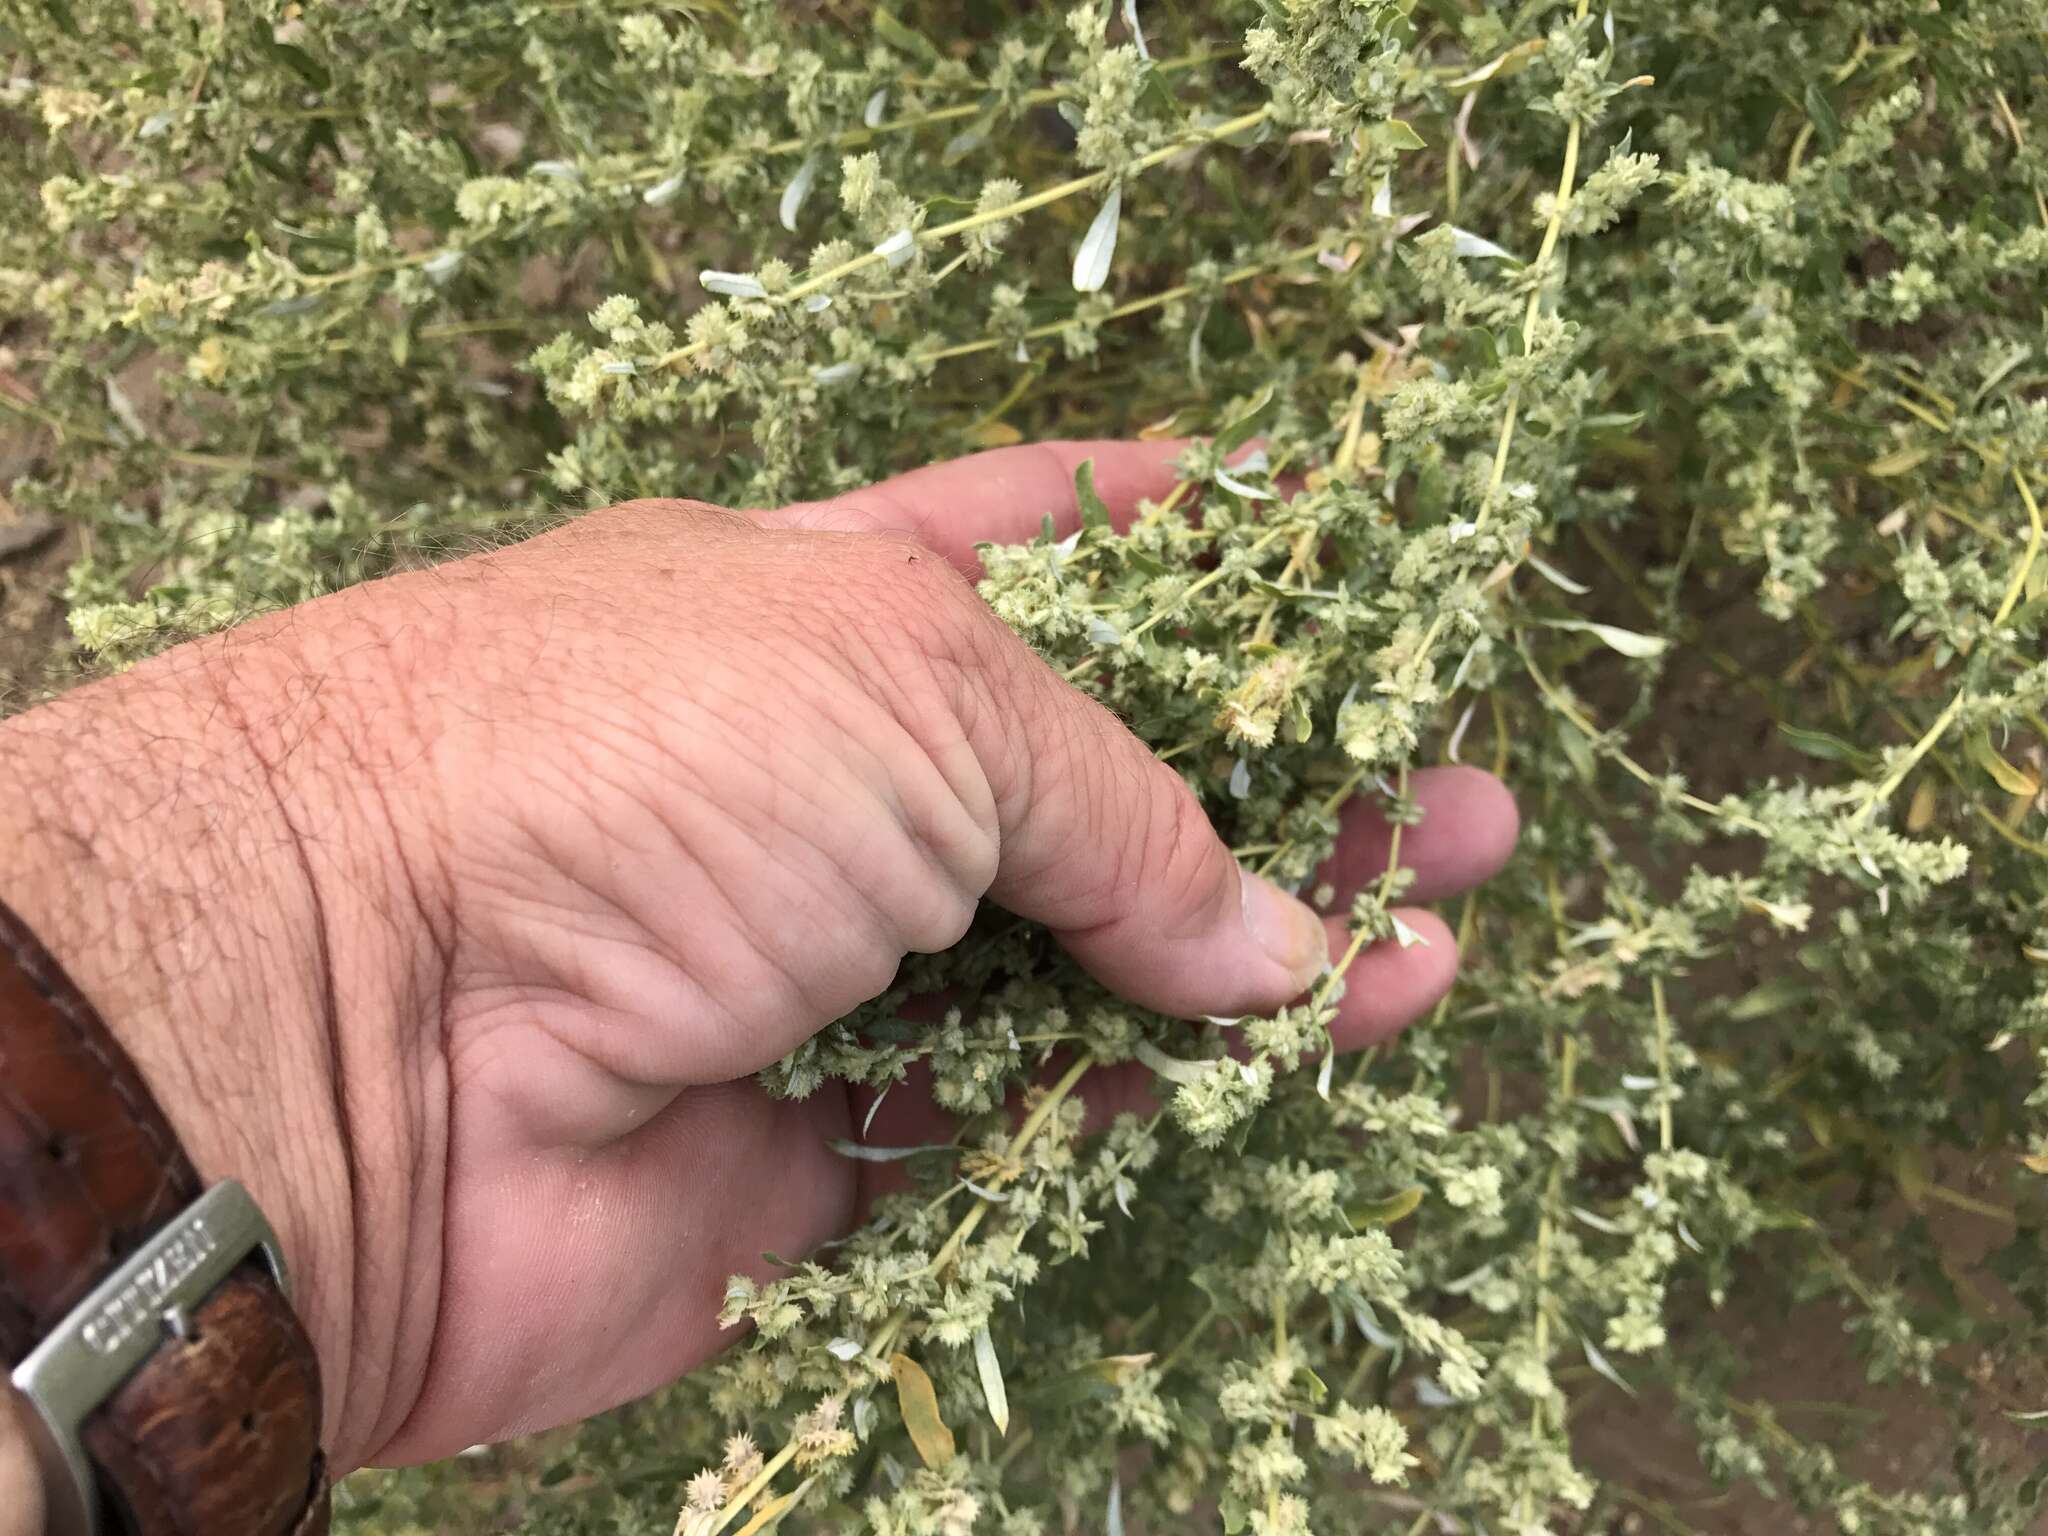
1013, 339, 1028, 363
973, 1325, 1010, 1435
1213, 467, 1275, 501
1391, 914, 1429, 949
1526, 551, 1590, 593
1570, 1204, 1630, 1235
1071, 183, 1121, 293
963, 1179, 1010, 1203
864, 88, 888, 128
700, 269, 767, 299
1229, 758, 1251, 799
1133, 1038, 1213, 1085
1414, 1378, 1454, 1407
1451, 640, 1482, 691
779, 152, 820, 231
1446, 518, 1478, 540
853, 1394, 878, 1439
1122, 0, 1148, 59
104, 379, 149, 441
1371, 176, 1393, 217
1603, 8, 1615, 45
862, 1080, 891, 1136
1113, 1174, 1135, 1217
1315, 1041, 1335, 1100
874, 227, 915, 267
811, 361, 862, 385
1545, 618, 1670, 658
1106, 1474, 1125, 1536
1447, 700, 1476, 764
1087, 616, 1122, 646
138, 110, 174, 139
1678, 1220, 1703, 1254
1448, 227, 1517, 260
529, 159, 580, 180
826, 1337, 865, 1361
1582, 1334, 1636, 1396
1440, 1263, 1495, 1297
804, 293, 833, 313
642, 173, 683, 206
422, 250, 464, 282
827, 1139, 950, 1162
2004, 1409, 2048, 1423
1620, 1073, 1660, 1091
1317, 248, 1354, 273
599, 361, 636, 376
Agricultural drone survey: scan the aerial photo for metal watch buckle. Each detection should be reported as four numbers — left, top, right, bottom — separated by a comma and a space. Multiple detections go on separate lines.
9, 1180, 290, 1536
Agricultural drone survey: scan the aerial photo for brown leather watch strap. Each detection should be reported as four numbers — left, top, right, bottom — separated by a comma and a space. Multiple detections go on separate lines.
0, 899, 329, 1536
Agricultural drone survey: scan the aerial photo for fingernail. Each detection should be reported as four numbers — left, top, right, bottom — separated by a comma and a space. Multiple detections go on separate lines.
1240, 869, 1330, 990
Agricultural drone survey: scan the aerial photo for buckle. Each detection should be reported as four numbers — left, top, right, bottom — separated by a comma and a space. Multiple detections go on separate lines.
9, 1180, 290, 1536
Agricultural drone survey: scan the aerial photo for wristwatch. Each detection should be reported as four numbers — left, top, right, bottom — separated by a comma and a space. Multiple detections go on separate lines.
0, 899, 329, 1536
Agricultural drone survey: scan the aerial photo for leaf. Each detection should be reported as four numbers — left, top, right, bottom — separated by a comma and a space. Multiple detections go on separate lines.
1446, 37, 1547, 91
872, 8, 939, 62
2005, 1409, 2048, 1423
1867, 443, 1934, 477
1073, 184, 1122, 293
1121, 0, 1148, 59
700, 270, 768, 299
1581, 1334, 1637, 1396
1968, 729, 2040, 796
1544, 619, 1670, 659
827, 1139, 951, 1162
1370, 119, 1426, 151
779, 152, 820, 231
1906, 777, 1939, 831
974, 1325, 1010, 1436
1075, 458, 1112, 532
1725, 976, 1814, 1021
1803, 81, 1842, 151
1347, 1186, 1424, 1227
1525, 552, 1590, 594
1448, 227, 1518, 261
1106, 1474, 1125, 1536
888, 1353, 956, 1468
1777, 722, 1874, 766
1133, 1037, 1214, 1085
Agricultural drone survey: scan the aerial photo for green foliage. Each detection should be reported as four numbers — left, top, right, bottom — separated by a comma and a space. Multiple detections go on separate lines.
8, 1, 2048, 1532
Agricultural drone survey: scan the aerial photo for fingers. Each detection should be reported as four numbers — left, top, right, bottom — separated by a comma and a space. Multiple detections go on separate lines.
773, 438, 1190, 576
1316, 765, 1520, 909
928, 599, 1328, 1020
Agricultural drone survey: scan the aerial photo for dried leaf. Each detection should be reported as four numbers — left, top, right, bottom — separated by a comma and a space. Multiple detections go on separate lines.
888, 1353, 956, 1468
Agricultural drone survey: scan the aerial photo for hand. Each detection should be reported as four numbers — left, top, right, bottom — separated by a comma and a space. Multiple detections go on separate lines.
0, 441, 1516, 1473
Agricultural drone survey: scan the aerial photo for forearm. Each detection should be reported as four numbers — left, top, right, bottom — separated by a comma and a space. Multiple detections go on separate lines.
0, 616, 441, 1467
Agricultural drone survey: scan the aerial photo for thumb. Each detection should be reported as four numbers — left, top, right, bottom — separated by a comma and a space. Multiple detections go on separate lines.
957, 623, 1329, 1019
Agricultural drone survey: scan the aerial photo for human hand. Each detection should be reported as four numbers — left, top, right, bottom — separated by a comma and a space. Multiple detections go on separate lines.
0, 441, 1516, 1474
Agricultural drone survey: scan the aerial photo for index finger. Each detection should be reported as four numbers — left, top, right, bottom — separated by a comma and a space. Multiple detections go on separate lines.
772, 438, 1191, 577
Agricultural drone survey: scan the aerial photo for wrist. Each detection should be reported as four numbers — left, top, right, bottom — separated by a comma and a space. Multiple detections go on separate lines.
0, 609, 446, 1468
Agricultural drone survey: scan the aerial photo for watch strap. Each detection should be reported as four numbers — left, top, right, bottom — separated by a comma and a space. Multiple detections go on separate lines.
0, 898, 328, 1535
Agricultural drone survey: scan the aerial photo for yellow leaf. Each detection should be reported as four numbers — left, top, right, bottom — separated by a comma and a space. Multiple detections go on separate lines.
732, 1484, 807, 1536
888, 1353, 955, 1469
967, 421, 1023, 448
1967, 729, 2040, 797
1906, 778, 1938, 832
1867, 443, 1934, 477
1347, 1186, 1425, 1227
1079, 1353, 1156, 1388
1893, 1143, 1929, 1211
2022, 1152, 2048, 1175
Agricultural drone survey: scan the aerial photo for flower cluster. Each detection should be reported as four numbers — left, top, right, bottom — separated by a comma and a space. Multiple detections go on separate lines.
7, 2, 2048, 1534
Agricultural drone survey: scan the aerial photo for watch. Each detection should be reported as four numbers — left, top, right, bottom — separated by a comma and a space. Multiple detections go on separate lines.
0, 899, 330, 1536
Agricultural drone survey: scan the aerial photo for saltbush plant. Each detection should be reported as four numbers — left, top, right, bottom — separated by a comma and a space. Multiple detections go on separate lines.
6, 1, 2048, 1531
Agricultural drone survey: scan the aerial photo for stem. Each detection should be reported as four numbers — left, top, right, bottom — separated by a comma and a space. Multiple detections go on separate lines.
778, 106, 1272, 308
